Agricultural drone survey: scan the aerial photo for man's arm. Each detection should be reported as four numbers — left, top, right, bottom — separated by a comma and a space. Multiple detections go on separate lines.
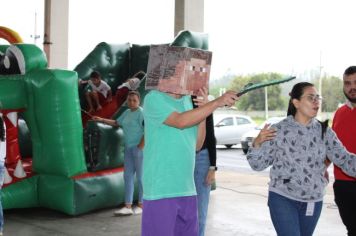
164, 91, 238, 129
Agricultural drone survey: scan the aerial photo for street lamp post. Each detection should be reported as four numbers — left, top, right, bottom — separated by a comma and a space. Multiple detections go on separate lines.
265, 86, 268, 120
318, 51, 323, 118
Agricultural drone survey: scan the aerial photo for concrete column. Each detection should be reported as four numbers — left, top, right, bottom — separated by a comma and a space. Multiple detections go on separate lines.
43, 0, 69, 69
174, 0, 204, 36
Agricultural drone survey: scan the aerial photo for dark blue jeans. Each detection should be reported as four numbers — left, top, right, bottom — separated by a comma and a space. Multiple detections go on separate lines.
124, 146, 143, 205
194, 149, 211, 236
268, 191, 323, 236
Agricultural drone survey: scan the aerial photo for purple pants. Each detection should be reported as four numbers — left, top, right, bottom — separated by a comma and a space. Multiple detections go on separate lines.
141, 196, 198, 236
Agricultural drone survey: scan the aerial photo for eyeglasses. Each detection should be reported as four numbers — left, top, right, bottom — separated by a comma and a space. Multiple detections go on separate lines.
301, 94, 323, 103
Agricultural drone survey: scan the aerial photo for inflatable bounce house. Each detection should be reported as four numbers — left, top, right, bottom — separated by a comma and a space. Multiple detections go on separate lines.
0, 26, 208, 215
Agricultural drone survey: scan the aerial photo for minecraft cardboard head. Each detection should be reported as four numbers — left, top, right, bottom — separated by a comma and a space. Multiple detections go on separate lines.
145, 44, 212, 96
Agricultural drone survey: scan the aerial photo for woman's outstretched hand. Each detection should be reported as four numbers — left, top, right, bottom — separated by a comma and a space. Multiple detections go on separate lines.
252, 124, 277, 148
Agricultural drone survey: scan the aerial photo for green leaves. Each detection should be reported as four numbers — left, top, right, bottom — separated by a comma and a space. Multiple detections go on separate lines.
230, 73, 286, 111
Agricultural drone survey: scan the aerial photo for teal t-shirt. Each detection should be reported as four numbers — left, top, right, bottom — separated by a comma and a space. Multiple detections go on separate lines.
117, 107, 144, 148
143, 90, 198, 200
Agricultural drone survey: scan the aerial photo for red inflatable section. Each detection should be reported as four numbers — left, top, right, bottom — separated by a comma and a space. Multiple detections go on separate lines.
81, 87, 129, 127
73, 166, 124, 180
2, 109, 23, 166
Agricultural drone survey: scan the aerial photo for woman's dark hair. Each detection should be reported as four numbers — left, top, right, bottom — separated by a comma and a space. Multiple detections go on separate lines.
319, 119, 329, 140
287, 82, 314, 116
0, 116, 4, 142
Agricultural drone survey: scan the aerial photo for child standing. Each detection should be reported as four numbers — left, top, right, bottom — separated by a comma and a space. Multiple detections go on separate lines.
94, 91, 144, 215
85, 71, 112, 113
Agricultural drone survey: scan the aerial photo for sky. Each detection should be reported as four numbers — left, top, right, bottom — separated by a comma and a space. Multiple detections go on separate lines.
205, 0, 356, 80
2, 0, 356, 81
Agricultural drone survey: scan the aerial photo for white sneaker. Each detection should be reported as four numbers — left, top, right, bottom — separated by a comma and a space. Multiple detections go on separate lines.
133, 206, 143, 215
127, 77, 141, 90
113, 207, 133, 216
117, 77, 141, 90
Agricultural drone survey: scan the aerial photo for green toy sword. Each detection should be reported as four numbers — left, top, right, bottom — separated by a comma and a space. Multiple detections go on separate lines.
237, 76, 296, 96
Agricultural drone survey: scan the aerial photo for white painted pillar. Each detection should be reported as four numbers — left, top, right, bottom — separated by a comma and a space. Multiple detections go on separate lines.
174, 0, 204, 36
43, 0, 69, 69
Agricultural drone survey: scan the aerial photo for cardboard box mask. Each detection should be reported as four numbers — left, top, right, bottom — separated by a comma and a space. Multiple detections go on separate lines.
145, 44, 212, 96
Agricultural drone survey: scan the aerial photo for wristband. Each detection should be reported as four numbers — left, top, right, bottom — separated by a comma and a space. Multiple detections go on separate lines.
209, 166, 217, 171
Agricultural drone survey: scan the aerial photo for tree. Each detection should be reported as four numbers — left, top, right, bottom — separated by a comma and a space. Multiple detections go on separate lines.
312, 76, 344, 112
209, 85, 222, 99
229, 73, 285, 111
209, 73, 236, 99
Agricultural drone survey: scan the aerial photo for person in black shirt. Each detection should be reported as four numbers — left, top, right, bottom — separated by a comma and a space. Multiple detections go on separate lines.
193, 96, 217, 236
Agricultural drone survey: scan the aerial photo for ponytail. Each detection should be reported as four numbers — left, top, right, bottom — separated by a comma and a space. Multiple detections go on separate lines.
318, 119, 329, 140
287, 99, 296, 116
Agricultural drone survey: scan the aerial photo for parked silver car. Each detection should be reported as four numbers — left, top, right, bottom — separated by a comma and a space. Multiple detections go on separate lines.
214, 114, 257, 148
240, 116, 285, 154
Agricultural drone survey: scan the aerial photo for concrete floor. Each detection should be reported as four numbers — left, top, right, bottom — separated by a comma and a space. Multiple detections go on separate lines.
4, 170, 346, 236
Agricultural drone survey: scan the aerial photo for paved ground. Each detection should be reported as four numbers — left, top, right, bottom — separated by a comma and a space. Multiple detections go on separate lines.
205, 171, 344, 236
4, 170, 346, 236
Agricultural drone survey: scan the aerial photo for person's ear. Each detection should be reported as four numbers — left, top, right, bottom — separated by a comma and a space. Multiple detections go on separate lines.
292, 98, 300, 109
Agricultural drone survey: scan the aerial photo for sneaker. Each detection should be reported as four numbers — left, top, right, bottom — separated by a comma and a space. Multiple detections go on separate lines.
132, 206, 143, 215
113, 207, 133, 216
127, 77, 141, 90
117, 77, 141, 90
